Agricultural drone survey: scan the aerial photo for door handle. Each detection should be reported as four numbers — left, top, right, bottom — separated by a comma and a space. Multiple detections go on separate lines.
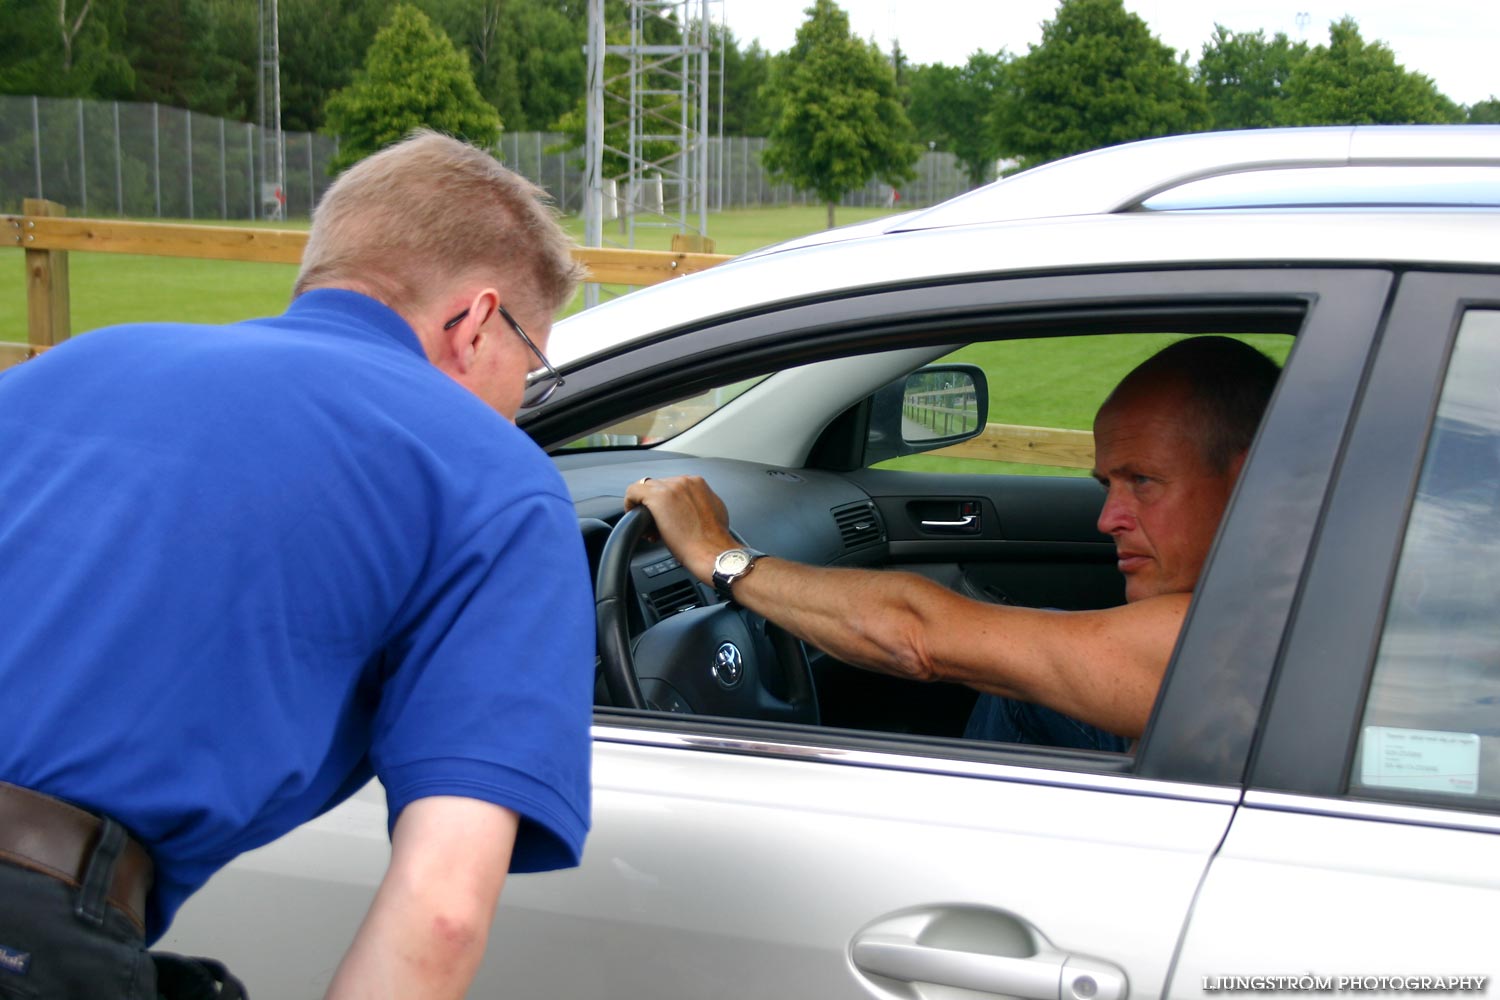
851, 933, 1128, 1000
919, 514, 977, 530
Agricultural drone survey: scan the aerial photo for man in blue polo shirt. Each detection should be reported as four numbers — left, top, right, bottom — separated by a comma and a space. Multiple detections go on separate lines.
0, 130, 595, 999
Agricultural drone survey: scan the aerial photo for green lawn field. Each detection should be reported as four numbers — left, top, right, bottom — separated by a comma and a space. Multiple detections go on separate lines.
0, 206, 900, 341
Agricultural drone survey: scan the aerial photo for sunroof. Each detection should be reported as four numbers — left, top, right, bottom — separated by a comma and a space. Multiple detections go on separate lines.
1142, 166, 1500, 211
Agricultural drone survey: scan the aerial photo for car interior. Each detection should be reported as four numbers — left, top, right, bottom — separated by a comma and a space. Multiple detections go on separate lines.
547, 319, 1296, 756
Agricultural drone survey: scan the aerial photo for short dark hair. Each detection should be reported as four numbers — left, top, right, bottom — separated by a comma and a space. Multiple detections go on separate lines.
1124, 336, 1282, 473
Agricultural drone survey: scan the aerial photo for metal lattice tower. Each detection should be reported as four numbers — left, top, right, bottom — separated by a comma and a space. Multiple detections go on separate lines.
584, 0, 721, 306
257, 0, 285, 219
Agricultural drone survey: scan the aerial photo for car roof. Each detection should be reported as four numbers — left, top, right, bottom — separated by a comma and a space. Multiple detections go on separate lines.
552, 126, 1500, 368
748, 125, 1500, 256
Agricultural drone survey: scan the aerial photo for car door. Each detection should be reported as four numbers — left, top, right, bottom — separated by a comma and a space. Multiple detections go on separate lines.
159, 266, 1392, 999
473, 267, 1394, 999
1168, 274, 1500, 991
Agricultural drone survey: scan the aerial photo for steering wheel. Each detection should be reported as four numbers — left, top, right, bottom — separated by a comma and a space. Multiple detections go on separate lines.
595, 506, 819, 724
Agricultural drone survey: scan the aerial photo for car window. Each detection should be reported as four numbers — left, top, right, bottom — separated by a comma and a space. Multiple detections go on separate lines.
560, 377, 768, 448
875, 333, 1293, 477
1353, 309, 1500, 806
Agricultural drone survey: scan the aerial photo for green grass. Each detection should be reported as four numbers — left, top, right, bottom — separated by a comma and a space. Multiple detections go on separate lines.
0, 206, 902, 342
878, 333, 1294, 477
564, 204, 899, 256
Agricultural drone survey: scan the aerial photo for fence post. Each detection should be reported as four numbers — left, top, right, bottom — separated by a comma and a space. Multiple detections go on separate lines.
246, 123, 255, 219
219, 118, 227, 219
21, 199, 71, 352
113, 102, 124, 216
77, 98, 88, 214
186, 111, 195, 219
152, 103, 161, 218
32, 96, 43, 199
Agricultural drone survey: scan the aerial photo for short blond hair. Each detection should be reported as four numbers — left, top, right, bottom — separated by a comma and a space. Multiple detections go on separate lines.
295, 130, 584, 315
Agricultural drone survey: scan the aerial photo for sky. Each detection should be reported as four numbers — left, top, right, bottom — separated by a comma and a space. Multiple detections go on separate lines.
718, 0, 1497, 107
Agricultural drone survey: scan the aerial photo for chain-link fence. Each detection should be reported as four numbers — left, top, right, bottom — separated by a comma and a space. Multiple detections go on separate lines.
496, 131, 971, 216
3, 95, 972, 221
0, 95, 340, 220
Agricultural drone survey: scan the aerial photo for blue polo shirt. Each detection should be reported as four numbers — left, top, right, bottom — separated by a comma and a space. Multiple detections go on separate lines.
0, 290, 595, 941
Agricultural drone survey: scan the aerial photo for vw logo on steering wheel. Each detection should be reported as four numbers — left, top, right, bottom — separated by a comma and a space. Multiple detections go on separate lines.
712, 642, 744, 688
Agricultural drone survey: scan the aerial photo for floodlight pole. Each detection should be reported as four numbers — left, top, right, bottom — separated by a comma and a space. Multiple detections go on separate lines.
582, 0, 720, 306
583, 1, 606, 308
257, 0, 285, 220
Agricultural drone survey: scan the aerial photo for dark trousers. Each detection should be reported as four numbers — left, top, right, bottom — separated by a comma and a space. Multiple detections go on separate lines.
965, 692, 1133, 752
0, 818, 157, 1000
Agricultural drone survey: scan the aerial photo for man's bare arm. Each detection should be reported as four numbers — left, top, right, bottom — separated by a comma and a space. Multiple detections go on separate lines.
326, 796, 519, 1000
626, 476, 1185, 738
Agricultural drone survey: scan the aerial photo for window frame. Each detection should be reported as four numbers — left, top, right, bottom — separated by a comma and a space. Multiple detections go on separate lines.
1249, 271, 1500, 811
535, 266, 1396, 789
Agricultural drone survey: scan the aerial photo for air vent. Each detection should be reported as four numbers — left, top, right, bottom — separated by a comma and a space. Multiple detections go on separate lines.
832, 500, 885, 550
644, 579, 702, 620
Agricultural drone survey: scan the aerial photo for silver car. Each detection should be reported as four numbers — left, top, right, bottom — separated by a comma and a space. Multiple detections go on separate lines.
165, 126, 1500, 998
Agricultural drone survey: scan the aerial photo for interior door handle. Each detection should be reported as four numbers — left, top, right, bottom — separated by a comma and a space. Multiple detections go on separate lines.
851, 933, 1128, 1000
919, 514, 977, 529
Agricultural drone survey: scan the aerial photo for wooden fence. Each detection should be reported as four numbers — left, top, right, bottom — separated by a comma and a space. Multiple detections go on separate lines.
1, 198, 731, 368
904, 383, 1093, 469
2, 199, 1094, 470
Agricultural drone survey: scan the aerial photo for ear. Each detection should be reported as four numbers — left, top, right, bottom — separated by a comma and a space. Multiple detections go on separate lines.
445, 291, 499, 375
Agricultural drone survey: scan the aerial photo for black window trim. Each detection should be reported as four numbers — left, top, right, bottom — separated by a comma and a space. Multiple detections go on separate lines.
1249, 271, 1500, 811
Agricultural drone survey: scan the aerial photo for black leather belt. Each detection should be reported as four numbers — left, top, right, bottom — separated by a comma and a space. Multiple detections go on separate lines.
0, 780, 153, 933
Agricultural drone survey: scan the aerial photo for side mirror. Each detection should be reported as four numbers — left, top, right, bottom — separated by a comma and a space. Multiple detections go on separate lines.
863, 364, 989, 466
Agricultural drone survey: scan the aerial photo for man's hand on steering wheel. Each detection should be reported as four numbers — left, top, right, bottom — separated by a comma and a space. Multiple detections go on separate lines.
624, 475, 738, 585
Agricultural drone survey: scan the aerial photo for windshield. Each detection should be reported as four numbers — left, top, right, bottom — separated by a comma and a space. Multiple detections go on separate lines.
561, 377, 768, 449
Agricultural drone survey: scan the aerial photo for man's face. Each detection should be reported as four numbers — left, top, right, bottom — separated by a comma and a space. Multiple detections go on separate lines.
478, 305, 553, 420
1092, 378, 1243, 603
439, 292, 553, 421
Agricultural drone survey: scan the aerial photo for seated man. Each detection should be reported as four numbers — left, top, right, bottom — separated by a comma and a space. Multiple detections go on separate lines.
625, 336, 1280, 748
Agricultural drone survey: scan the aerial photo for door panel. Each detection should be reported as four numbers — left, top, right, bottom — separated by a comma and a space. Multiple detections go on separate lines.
485, 734, 1234, 999
1168, 802, 1500, 996
1175, 280, 1500, 990
852, 470, 1121, 612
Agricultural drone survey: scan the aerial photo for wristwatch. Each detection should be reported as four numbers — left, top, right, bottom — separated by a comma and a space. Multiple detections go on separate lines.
712, 547, 764, 600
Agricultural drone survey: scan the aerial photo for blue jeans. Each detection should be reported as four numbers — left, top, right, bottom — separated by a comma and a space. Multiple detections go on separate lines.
965, 693, 1132, 752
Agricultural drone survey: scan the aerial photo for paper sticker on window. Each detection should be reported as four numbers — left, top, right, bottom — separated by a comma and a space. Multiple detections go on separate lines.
1361, 726, 1480, 796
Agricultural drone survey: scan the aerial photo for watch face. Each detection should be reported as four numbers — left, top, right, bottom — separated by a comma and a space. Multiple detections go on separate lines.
717, 550, 751, 575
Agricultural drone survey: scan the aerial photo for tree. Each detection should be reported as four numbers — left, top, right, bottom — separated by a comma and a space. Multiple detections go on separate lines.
989, 0, 1209, 170
1194, 25, 1307, 130
418, 0, 586, 133
1468, 99, 1500, 124
323, 3, 501, 174
1279, 18, 1462, 125
418, 0, 516, 124
200, 0, 260, 119
908, 51, 1010, 188
714, 29, 775, 136
279, 0, 391, 133
0, 0, 133, 99
123, 0, 252, 117
760, 0, 918, 228
499, 0, 588, 131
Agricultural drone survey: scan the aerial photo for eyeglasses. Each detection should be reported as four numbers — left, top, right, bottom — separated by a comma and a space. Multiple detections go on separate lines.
443, 303, 564, 408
